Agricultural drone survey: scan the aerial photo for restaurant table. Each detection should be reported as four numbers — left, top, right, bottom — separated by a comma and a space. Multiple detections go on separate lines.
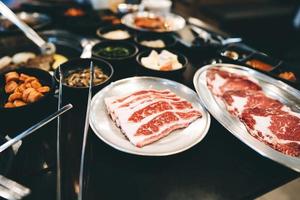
3, 2, 300, 200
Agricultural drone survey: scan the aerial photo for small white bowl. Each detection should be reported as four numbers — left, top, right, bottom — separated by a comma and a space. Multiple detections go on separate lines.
142, 0, 172, 13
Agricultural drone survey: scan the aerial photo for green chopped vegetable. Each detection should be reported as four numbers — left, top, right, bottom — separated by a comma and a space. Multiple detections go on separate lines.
95, 46, 130, 59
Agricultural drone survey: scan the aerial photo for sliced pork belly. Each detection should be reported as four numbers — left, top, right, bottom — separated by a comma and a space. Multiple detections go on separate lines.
222, 90, 285, 116
105, 89, 202, 147
206, 68, 261, 96
241, 107, 300, 156
123, 110, 201, 147
105, 89, 178, 121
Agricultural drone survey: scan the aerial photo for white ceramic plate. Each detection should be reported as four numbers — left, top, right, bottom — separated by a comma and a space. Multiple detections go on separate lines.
121, 11, 186, 33
89, 76, 210, 156
193, 63, 300, 172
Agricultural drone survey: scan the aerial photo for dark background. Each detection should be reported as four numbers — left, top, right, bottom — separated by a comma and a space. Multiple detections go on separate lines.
5, 0, 300, 65
175, 0, 300, 67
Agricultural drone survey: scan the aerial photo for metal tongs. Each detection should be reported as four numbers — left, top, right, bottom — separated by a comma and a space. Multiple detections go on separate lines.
0, 175, 30, 200
80, 39, 99, 59
56, 66, 64, 200
188, 17, 242, 46
190, 25, 242, 46
0, 1, 55, 55
78, 61, 94, 200
0, 104, 72, 153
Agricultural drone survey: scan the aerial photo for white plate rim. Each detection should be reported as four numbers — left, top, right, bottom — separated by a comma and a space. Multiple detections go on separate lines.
89, 76, 211, 156
121, 11, 186, 33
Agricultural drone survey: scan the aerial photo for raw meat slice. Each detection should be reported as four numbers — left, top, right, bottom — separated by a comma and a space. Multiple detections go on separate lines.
135, 111, 201, 147
206, 68, 261, 96
118, 93, 180, 108
135, 111, 200, 136
128, 100, 192, 122
111, 89, 171, 104
220, 78, 261, 95
222, 90, 285, 116
241, 107, 300, 156
105, 89, 202, 147
206, 68, 300, 157
105, 89, 176, 120
106, 92, 188, 124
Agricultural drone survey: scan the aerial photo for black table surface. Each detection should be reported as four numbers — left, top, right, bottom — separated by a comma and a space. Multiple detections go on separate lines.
3, 4, 300, 200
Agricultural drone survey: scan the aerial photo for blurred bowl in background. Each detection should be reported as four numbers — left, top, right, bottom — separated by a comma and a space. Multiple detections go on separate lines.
135, 33, 177, 51
96, 24, 135, 42
136, 49, 187, 79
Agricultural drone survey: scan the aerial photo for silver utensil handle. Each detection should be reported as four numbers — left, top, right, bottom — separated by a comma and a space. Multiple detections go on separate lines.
80, 39, 99, 59
188, 17, 228, 37
0, 104, 73, 153
78, 61, 94, 200
0, 175, 30, 197
56, 66, 63, 200
0, 2, 55, 55
80, 44, 93, 59
221, 38, 243, 45
0, 184, 21, 200
0, 2, 45, 47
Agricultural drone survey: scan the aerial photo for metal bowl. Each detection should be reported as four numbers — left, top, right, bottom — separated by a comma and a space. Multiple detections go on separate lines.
0, 12, 51, 34
0, 30, 82, 73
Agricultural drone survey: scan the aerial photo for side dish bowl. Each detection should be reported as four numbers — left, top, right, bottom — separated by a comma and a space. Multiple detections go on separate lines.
136, 49, 187, 78
96, 24, 135, 42
54, 58, 114, 94
0, 68, 55, 136
134, 33, 177, 51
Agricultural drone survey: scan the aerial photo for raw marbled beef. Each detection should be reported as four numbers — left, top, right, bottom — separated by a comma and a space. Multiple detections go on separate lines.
206, 67, 300, 157
105, 89, 202, 147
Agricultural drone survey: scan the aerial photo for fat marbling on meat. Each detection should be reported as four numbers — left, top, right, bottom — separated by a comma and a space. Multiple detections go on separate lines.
206, 67, 300, 157
105, 89, 202, 147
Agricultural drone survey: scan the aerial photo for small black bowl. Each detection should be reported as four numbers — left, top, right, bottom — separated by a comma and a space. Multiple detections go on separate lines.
219, 43, 255, 61
92, 41, 138, 78
92, 41, 139, 61
242, 53, 281, 73
136, 49, 187, 79
0, 68, 55, 110
96, 24, 135, 42
269, 61, 300, 89
134, 33, 177, 51
54, 58, 114, 99
0, 68, 55, 136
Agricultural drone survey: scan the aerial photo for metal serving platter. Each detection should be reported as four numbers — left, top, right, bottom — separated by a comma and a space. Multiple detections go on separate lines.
89, 76, 211, 156
193, 63, 300, 172
121, 11, 186, 33
0, 12, 51, 34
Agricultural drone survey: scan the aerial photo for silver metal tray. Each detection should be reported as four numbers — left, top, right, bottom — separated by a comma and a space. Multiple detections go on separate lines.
121, 11, 185, 33
193, 63, 300, 172
89, 76, 210, 156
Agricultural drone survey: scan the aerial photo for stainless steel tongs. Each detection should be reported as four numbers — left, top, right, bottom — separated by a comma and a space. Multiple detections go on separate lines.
0, 1, 55, 55
0, 175, 30, 200
78, 61, 94, 200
